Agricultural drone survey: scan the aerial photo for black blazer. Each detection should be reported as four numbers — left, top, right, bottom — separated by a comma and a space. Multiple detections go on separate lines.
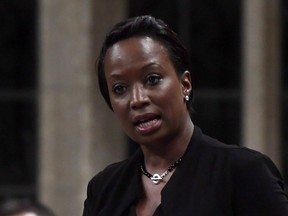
83, 126, 288, 216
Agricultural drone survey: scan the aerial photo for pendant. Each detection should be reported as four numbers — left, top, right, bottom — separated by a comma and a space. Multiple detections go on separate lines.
151, 174, 162, 184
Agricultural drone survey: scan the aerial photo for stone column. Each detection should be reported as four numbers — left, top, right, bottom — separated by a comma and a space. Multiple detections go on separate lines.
242, 0, 282, 168
38, 1, 127, 216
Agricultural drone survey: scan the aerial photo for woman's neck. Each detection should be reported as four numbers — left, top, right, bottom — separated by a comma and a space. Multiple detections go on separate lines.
141, 119, 194, 172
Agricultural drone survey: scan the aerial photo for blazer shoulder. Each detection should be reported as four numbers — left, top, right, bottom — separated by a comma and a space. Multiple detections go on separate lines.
201, 133, 266, 159
88, 149, 142, 189
199, 132, 282, 177
83, 149, 142, 215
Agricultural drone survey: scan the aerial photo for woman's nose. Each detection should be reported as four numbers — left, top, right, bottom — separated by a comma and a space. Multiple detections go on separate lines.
130, 84, 150, 109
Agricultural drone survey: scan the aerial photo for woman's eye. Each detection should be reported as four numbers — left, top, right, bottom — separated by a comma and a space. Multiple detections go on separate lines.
146, 75, 161, 86
112, 84, 127, 95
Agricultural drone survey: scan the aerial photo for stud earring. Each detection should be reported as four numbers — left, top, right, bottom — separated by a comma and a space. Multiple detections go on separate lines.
185, 95, 189, 102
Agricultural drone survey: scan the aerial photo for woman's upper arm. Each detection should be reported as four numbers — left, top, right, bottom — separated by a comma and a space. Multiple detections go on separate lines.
232, 151, 288, 216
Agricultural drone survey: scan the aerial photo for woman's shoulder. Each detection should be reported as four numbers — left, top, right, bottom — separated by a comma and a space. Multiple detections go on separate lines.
200, 138, 288, 214
193, 127, 282, 177
197, 130, 284, 183
88, 148, 142, 186
197, 128, 268, 160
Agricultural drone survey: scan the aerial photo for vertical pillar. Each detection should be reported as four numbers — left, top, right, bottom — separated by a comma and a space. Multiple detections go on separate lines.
38, 1, 127, 216
242, 0, 282, 168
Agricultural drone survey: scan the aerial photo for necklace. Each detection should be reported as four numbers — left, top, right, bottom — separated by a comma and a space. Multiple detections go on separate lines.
140, 157, 182, 185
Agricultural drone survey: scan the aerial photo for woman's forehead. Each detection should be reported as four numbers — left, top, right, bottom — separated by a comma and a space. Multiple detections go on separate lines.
105, 37, 168, 65
112, 36, 166, 52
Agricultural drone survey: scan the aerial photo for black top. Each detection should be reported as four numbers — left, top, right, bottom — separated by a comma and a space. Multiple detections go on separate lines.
83, 126, 288, 216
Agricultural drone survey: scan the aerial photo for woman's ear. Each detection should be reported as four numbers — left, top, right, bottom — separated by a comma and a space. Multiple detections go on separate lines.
181, 71, 192, 96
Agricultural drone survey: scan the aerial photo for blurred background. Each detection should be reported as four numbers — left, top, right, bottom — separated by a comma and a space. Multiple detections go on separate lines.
0, 0, 287, 215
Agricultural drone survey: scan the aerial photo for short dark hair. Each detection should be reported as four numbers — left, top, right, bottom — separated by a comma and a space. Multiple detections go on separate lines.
97, 15, 193, 113
0, 199, 56, 216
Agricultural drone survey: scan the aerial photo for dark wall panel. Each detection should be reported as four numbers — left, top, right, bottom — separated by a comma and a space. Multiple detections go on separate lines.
0, 0, 38, 200
282, 0, 288, 183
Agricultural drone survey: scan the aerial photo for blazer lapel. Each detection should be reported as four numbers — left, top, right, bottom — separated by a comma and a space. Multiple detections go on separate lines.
101, 150, 143, 216
160, 127, 203, 215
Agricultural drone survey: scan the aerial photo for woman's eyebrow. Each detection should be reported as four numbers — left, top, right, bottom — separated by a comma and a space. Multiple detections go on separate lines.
141, 62, 163, 70
106, 73, 124, 82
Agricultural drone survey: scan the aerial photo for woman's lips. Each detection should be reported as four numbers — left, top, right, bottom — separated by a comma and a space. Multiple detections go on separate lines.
133, 114, 162, 135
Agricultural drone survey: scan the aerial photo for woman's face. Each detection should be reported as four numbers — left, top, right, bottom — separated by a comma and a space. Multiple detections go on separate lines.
104, 37, 191, 146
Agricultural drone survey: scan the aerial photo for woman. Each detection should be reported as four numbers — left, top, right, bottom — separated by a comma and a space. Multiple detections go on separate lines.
83, 15, 288, 216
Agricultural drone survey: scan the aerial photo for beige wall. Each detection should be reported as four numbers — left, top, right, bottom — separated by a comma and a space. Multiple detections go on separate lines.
38, 1, 127, 215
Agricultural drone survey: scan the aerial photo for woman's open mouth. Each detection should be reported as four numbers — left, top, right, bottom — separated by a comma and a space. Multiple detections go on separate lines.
133, 114, 162, 135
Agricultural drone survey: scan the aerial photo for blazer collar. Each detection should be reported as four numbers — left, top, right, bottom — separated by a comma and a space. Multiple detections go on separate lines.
160, 126, 203, 215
